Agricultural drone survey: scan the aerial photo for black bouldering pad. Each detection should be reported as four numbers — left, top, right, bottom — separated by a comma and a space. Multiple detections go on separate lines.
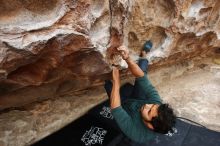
32, 100, 220, 146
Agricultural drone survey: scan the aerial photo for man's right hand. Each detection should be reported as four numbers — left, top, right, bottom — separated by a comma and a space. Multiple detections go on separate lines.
117, 46, 130, 60
117, 46, 144, 78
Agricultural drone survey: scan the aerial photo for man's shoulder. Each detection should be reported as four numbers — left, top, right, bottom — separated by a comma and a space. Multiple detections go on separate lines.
111, 104, 156, 143
130, 119, 156, 143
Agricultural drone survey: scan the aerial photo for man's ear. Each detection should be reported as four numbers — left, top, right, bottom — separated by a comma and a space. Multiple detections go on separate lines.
143, 119, 154, 130
146, 123, 154, 130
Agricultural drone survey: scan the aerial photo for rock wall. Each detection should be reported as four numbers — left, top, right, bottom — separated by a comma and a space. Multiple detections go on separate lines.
0, 1, 220, 146
0, 0, 220, 110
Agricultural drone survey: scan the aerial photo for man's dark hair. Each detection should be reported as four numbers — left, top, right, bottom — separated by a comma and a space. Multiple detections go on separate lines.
151, 104, 176, 134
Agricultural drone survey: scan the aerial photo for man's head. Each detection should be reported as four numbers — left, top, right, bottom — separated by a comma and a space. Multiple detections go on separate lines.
140, 103, 176, 134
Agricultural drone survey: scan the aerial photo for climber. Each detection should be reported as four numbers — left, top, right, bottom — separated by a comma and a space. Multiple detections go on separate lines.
104, 41, 176, 143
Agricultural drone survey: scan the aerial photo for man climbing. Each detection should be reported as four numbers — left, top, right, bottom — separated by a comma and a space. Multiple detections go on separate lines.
104, 41, 176, 143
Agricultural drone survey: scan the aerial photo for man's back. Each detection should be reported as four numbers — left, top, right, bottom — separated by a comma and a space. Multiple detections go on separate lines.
111, 74, 162, 143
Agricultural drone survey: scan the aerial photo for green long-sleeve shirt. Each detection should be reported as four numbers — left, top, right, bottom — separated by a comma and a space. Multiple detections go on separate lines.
111, 74, 162, 143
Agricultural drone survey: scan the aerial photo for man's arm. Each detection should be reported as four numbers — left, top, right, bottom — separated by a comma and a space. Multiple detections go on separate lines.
110, 67, 121, 109
109, 66, 151, 142
117, 46, 144, 78
109, 69, 139, 141
125, 57, 144, 78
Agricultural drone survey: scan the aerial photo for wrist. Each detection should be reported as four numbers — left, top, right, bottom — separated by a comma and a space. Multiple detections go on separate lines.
113, 79, 120, 87
125, 56, 131, 62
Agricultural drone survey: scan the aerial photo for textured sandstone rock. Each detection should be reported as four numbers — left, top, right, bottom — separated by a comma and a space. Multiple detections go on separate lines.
0, 57, 219, 146
0, 87, 108, 146
0, 0, 112, 110
0, 0, 220, 145
0, 0, 219, 110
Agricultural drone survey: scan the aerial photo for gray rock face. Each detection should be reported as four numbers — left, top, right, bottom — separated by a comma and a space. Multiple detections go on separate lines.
0, 87, 108, 146
155, 59, 220, 132
0, 0, 220, 145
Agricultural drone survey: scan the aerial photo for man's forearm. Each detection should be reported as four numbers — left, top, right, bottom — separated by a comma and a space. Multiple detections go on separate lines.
110, 80, 121, 109
126, 57, 144, 78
